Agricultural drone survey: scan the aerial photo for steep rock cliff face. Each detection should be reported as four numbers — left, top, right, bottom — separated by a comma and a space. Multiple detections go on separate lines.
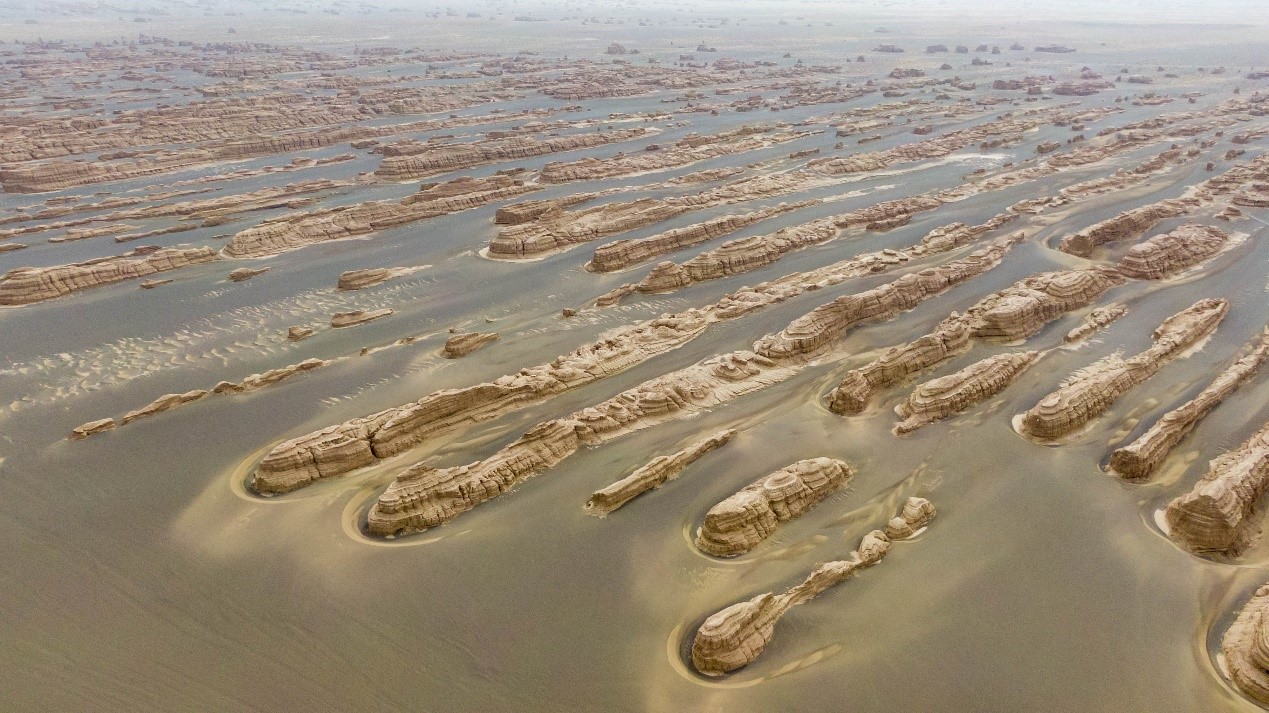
1165, 422, 1269, 555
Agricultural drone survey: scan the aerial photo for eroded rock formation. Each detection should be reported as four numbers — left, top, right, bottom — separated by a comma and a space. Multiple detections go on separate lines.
695, 458, 854, 557
442, 332, 499, 359
1221, 584, 1269, 705
1165, 421, 1269, 555
0, 245, 218, 306
337, 266, 428, 290
1019, 298, 1228, 441
331, 309, 393, 328
586, 429, 735, 515
1116, 224, 1231, 280
374, 128, 652, 181
690, 497, 935, 675
1065, 304, 1128, 342
894, 351, 1041, 434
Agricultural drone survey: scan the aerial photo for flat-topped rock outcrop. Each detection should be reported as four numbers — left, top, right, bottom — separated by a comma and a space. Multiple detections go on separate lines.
695, 458, 854, 557
0, 244, 217, 306
1020, 298, 1228, 441
120, 390, 208, 425
365, 351, 796, 536
586, 430, 735, 515
1116, 224, 1231, 279
331, 309, 393, 328
894, 351, 1040, 434
337, 265, 428, 290
1165, 421, 1269, 555
442, 332, 499, 359
690, 497, 935, 675
1110, 328, 1269, 480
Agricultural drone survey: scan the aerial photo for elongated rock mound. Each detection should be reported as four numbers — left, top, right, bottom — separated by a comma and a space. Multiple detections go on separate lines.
1117, 224, 1230, 280
0, 245, 217, 305
1020, 298, 1229, 441
442, 332, 500, 359
1065, 304, 1127, 342
586, 430, 735, 515
1110, 328, 1269, 480
894, 351, 1040, 434
1221, 584, 1269, 705
365, 351, 795, 536
337, 266, 427, 290
331, 309, 393, 328
1164, 421, 1269, 555
695, 458, 854, 557
690, 497, 934, 675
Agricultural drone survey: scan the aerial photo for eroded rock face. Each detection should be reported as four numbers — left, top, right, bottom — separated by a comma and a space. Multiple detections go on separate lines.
695, 458, 854, 557
287, 326, 314, 341
1164, 422, 1269, 555
225, 174, 537, 258
1110, 329, 1269, 481
120, 390, 208, 425
336, 265, 428, 290
1117, 224, 1230, 280
827, 267, 1127, 415
690, 497, 934, 675
586, 429, 735, 515
330, 309, 393, 328
894, 351, 1040, 434
0, 245, 218, 305
373, 128, 652, 181
213, 358, 328, 394
364, 351, 796, 536
1065, 304, 1127, 342
1020, 298, 1229, 441
70, 418, 115, 440
1221, 584, 1269, 705
227, 266, 270, 282
442, 332, 499, 359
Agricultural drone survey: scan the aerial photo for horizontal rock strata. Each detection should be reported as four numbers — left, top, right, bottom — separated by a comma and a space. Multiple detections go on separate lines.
894, 351, 1041, 434
1109, 329, 1269, 481
337, 266, 428, 290
1221, 584, 1269, 705
1116, 224, 1231, 280
690, 497, 935, 675
586, 429, 735, 515
373, 128, 652, 181
0, 245, 218, 306
442, 332, 499, 359
1165, 421, 1269, 555
331, 309, 393, 328
1020, 298, 1229, 441
1065, 304, 1128, 342
695, 458, 854, 557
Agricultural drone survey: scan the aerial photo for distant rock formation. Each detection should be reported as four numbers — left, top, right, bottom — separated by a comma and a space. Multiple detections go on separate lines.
586, 430, 735, 515
330, 309, 393, 328
690, 497, 935, 675
1019, 299, 1228, 441
695, 458, 854, 556
227, 266, 270, 282
1110, 328, 1269, 480
373, 128, 652, 181
70, 418, 116, 440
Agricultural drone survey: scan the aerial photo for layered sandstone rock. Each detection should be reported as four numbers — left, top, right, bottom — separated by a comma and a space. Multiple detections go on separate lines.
827, 267, 1126, 414
894, 351, 1040, 434
287, 326, 314, 341
364, 351, 795, 536
336, 265, 428, 290
0, 245, 218, 306
1110, 329, 1269, 480
120, 389, 208, 425
1020, 299, 1228, 441
331, 309, 393, 328
695, 458, 854, 557
225, 173, 538, 258
442, 332, 499, 359
70, 418, 116, 440
1221, 584, 1269, 705
1065, 304, 1127, 342
586, 429, 735, 515
1116, 224, 1231, 279
540, 126, 805, 184
228, 266, 270, 282
756, 238, 1021, 361
374, 128, 652, 180
690, 497, 934, 675
213, 358, 328, 394
1165, 421, 1269, 555
586, 202, 813, 273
